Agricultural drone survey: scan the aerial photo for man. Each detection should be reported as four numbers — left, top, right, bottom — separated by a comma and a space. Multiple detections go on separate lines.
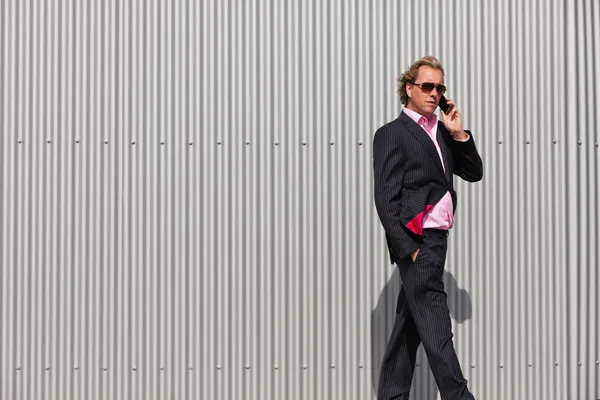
373, 56, 483, 400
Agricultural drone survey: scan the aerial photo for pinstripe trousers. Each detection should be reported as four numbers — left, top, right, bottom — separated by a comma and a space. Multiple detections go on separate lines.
377, 229, 474, 400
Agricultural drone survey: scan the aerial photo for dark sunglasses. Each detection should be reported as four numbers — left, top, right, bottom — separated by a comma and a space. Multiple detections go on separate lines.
412, 82, 447, 95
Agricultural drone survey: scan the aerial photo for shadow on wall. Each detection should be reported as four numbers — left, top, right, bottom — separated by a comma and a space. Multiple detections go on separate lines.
370, 268, 473, 399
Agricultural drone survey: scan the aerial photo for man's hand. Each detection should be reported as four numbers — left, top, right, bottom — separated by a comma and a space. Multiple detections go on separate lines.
411, 248, 420, 262
440, 98, 468, 140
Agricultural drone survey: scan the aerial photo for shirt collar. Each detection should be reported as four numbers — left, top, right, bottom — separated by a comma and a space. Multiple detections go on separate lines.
402, 107, 438, 128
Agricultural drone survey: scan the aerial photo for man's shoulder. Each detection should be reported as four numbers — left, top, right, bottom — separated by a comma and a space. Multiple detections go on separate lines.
374, 114, 406, 138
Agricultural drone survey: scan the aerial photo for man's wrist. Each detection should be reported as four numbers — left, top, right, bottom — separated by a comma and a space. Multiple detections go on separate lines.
451, 130, 467, 139
452, 130, 469, 141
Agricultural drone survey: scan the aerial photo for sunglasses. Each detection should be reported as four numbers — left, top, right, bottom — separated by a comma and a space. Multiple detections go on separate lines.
412, 82, 447, 95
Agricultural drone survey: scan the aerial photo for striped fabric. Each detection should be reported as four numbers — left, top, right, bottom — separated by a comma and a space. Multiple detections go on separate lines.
376, 231, 474, 399
373, 111, 483, 263
372, 111, 483, 399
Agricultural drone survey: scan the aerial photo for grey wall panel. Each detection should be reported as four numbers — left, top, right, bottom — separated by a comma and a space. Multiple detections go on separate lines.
1, 0, 598, 399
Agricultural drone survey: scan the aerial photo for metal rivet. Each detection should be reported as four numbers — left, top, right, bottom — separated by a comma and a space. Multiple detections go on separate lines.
302, 142, 307, 146
47, 139, 51, 143
555, 361, 559, 366
74, 365, 79, 370
596, 142, 598, 147
245, 141, 250, 145
329, 141, 334, 145
498, 140, 502, 144
471, 364, 476, 368
578, 361, 582, 366
578, 141, 582, 145
596, 360, 599, 365
553, 140, 557, 144
188, 366, 193, 370
217, 365, 222, 370
104, 140, 109, 144
217, 141, 222, 145
131, 141, 136, 145
17, 139, 23, 144
45, 366, 51, 371
273, 365, 279, 370
132, 365, 137, 371
160, 366, 164, 370
102, 367, 108, 371
358, 363, 364, 368
526, 140, 530, 144
416, 363, 421, 367
76, 139, 81, 144
528, 362, 532, 367
499, 364, 504, 368
189, 141, 193, 146
358, 141, 363, 146
302, 364, 308, 370
330, 364, 336, 369
160, 141, 165, 145
16, 366, 21, 370
245, 365, 250, 370
274, 141, 279, 146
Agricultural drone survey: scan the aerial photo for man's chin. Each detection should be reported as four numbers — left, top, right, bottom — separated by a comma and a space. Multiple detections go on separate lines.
423, 106, 436, 115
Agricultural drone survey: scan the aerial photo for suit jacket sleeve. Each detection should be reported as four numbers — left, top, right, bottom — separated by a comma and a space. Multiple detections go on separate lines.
373, 127, 420, 260
450, 130, 484, 182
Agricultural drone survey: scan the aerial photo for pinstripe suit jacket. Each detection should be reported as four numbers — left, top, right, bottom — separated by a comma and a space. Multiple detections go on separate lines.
373, 110, 483, 264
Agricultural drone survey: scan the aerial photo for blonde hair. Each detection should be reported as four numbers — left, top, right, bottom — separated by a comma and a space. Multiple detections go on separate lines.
397, 56, 445, 106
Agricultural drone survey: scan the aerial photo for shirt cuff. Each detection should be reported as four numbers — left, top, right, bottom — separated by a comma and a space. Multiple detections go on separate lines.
453, 133, 470, 142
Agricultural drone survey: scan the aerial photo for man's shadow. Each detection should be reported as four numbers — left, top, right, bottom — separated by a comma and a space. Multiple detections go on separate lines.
371, 268, 473, 399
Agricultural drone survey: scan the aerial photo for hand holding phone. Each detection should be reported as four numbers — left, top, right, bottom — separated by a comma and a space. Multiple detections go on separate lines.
439, 97, 467, 138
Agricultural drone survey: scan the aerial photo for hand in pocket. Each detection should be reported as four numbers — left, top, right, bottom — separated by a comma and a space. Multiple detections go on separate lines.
411, 248, 420, 262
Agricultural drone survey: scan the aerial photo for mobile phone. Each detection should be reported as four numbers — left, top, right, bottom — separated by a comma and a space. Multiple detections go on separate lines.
439, 96, 452, 113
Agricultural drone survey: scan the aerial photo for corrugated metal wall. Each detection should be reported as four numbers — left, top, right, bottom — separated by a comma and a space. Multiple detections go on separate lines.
1, 0, 598, 399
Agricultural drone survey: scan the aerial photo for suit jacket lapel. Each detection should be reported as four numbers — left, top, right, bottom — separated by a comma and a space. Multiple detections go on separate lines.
400, 112, 446, 179
436, 123, 451, 182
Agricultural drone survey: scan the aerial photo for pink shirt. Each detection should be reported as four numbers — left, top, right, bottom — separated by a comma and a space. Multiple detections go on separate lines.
402, 108, 469, 231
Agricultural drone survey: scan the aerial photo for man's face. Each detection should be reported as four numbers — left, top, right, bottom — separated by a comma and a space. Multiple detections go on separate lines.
406, 66, 445, 117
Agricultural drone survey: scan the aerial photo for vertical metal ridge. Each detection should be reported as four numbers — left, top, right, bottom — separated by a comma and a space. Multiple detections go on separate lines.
0, 0, 5, 386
